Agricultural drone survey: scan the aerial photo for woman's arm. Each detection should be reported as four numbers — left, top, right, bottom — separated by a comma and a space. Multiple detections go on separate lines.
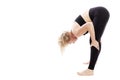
75, 22, 99, 50
74, 22, 96, 42
85, 22, 96, 42
85, 22, 99, 50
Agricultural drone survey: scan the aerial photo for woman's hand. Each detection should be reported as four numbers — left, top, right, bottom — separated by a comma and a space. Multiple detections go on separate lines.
91, 40, 99, 50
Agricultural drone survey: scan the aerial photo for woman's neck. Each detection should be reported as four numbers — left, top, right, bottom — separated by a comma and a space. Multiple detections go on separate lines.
70, 31, 77, 39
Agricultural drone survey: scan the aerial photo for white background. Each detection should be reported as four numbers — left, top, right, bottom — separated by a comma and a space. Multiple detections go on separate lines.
0, 0, 120, 80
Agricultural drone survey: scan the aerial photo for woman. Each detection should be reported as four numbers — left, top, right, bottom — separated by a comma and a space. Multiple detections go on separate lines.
58, 6, 110, 76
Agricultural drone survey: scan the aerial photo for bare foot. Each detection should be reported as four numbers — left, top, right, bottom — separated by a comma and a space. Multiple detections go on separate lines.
83, 62, 89, 65
77, 69, 93, 76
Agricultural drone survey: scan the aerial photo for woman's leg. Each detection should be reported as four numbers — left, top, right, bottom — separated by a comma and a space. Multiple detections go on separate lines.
88, 41, 101, 70
88, 12, 109, 70
77, 41, 101, 76
77, 13, 109, 76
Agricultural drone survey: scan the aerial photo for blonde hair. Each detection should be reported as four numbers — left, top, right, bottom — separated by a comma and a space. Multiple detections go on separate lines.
58, 31, 71, 52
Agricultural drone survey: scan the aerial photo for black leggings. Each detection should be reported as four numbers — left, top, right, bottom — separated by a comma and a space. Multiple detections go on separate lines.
88, 7, 110, 70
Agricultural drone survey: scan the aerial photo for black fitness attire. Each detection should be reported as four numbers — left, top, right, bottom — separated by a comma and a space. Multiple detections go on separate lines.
75, 6, 110, 70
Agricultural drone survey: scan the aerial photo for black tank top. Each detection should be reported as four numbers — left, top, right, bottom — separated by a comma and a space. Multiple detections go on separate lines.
75, 15, 86, 26
75, 15, 88, 35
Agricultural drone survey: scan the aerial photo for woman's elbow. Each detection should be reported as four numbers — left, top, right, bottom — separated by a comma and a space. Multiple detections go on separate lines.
86, 22, 93, 27
85, 22, 94, 32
